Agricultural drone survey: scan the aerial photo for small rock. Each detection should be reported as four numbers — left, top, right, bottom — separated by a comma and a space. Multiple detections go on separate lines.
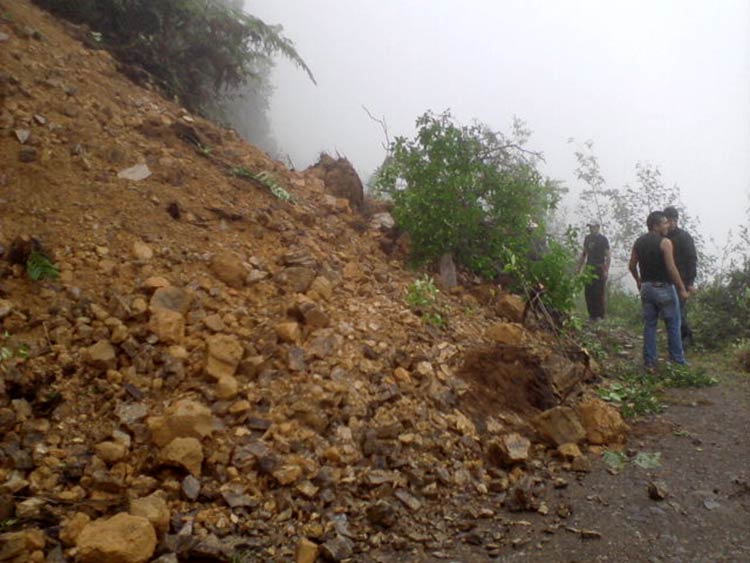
210, 252, 246, 288
130, 493, 170, 534
577, 398, 629, 445
19, 146, 38, 162
118, 163, 152, 181
215, 374, 239, 400
132, 241, 154, 261
149, 286, 192, 314
60, 512, 91, 546
148, 309, 185, 344
182, 475, 201, 500
275, 321, 301, 344
205, 334, 243, 380
394, 489, 422, 511
147, 399, 214, 447
295, 538, 319, 563
488, 433, 530, 467
486, 322, 527, 345
320, 535, 353, 561
535, 406, 586, 446
648, 480, 669, 501
273, 464, 302, 485
557, 443, 582, 461
83, 340, 117, 370
95, 441, 128, 464
160, 437, 203, 476
13, 129, 30, 144
0, 299, 13, 319
366, 500, 397, 528
76, 513, 157, 563
495, 293, 526, 322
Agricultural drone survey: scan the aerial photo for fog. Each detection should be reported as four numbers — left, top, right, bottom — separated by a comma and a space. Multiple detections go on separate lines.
248, 0, 750, 250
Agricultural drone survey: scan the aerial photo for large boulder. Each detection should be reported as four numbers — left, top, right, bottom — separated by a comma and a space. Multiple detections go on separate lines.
534, 406, 586, 446
577, 398, 629, 444
306, 153, 364, 210
76, 513, 156, 563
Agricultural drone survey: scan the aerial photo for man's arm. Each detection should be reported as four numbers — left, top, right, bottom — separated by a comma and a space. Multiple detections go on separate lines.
628, 245, 641, 289
661, 238, 689, 299
602, 248, 611, 279
684, 232, 698, 289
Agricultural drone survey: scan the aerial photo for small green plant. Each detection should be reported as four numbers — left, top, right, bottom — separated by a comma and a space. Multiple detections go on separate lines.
232, 167, 292, 201
26, 250, 59, 281
598, 381, 663, 417
406, 275, 446, 327
660, 363, 718, 388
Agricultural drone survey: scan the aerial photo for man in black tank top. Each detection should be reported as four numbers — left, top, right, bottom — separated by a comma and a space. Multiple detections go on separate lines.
628, 211, 690, 369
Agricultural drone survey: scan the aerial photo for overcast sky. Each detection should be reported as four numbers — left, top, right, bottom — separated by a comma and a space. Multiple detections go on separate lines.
248, 0, 750, 250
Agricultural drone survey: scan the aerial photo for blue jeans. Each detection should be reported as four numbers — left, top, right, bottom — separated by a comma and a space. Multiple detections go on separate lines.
640, 282, 685, 367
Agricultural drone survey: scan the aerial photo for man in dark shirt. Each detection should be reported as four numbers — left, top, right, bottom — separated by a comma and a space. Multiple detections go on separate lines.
578, 222, 610, 321
629, 211, 690, 369
664, 206, 697, 348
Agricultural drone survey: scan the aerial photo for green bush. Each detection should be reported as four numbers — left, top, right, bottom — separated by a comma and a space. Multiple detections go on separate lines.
405, 275, 445, 327
32, 0, 313, 114
691, 261, 750, 349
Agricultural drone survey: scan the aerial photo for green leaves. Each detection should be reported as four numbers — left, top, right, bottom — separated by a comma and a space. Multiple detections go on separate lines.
32, 0, 314, 115
26, 250, 59, 281
231, 167, 292, 201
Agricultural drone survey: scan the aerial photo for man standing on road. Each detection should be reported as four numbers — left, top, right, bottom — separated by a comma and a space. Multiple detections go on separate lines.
578, 221, 610, 321
629, 211, 690, 370
664, 206, 697, 348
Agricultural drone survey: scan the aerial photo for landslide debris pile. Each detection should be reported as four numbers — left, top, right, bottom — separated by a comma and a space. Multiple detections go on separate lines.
0, 2, 627, 562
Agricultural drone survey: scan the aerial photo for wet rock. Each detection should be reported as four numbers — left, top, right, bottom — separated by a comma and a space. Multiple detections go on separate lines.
295, 538, 319, 563
147, 399, 214, 446
118, 163, 152, 181
76, 513, 157, 563
160, 437, 203, 476
130, 493, 170, 534
488, 433, 531, 467
577, 398, 629, 445
535, 406, 586, 446
210, 252, 246, 289
205, 334, 243, 380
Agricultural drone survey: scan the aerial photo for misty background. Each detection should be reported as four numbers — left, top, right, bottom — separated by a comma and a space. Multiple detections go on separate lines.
246, 0, 750, 257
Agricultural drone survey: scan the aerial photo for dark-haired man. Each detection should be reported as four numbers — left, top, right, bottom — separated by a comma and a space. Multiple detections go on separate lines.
629, 211, 690, 369
664, 206, 697, 348
578, 222, 610, 321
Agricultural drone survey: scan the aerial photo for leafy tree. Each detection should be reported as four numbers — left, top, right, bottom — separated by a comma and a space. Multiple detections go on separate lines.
376, 111, 586, 312
570, 139, 618, 229
376, 111, 560, 274
32, 0, 314, 115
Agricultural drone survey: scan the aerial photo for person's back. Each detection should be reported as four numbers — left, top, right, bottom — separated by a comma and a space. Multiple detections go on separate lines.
634, 232, 669, 283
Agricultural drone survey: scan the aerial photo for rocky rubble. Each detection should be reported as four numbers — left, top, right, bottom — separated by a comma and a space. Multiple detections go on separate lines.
0, 2, 628, 561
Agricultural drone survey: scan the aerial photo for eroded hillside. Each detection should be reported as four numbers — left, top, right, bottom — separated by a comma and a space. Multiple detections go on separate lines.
0, 2, 627, 561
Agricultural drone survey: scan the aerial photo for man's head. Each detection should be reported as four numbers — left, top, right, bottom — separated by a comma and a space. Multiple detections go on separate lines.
647, 211, 668, 235
664, 206, 679, 232
587, 221, 601, 234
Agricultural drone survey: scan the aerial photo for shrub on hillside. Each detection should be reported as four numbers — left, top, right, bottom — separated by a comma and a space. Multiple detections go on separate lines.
32, 0, 313, 114
691, 261, 750, 349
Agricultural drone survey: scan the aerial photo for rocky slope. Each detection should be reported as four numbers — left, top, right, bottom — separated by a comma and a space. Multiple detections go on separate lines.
0, 2, 627, 562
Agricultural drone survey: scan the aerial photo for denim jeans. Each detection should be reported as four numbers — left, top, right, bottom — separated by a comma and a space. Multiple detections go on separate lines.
640, 282, 685, 367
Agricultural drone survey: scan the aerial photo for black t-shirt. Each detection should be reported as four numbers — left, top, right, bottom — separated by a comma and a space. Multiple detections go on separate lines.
584, 233, 609, 265
634, 232, 669, 283
667, 227, 697, 286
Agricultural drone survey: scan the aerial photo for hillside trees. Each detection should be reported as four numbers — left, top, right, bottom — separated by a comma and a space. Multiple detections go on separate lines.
32, 0, 314, 117
376, 110, 587, 312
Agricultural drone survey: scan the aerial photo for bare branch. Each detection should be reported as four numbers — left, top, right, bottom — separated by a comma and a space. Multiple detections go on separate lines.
362, 105, 391, 150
